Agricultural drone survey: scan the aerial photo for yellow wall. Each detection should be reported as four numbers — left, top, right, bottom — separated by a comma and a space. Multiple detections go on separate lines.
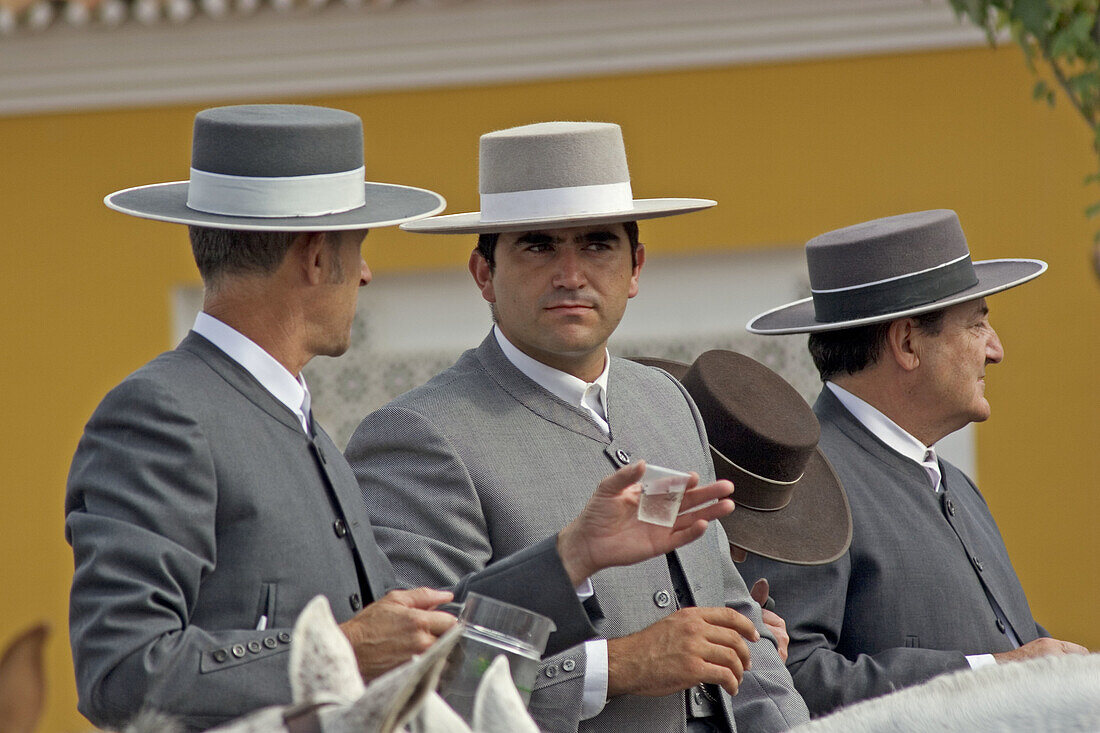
2, 44, 1096, 731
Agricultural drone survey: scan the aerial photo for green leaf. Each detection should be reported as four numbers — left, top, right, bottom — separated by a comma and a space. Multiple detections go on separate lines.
1050, 12, 1096, 57
1013, 0, 1051, 37
1085, 200, 1100, 218
1083, 171, 1100, 184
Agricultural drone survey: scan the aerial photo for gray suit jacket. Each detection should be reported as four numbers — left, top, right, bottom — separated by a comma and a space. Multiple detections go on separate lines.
66, 332, 591, 731
346, 333, 808, 733
737, 387, 1045, 716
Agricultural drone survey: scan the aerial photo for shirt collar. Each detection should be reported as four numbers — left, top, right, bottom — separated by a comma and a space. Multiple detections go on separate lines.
826, 381, 933, 467
193, 312, 311, 433
493, 325, 610, 430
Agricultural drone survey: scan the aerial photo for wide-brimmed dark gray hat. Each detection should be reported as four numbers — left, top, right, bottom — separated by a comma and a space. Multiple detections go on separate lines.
632, 351, 852, 565
105, 104, 445, 231
400, 121, 715, 234
747, 209, 1047, 334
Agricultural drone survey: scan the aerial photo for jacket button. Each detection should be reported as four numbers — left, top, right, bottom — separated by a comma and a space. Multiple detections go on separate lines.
946, 500, 956, 516
212, 649, 228, 663
562, 659, 576, 672
263, 637, 278, 649
247, 640, 262, 654
974, 557, 984, 572
653, 590, 672, 608
349, 593, 363, 611
615, 449, 631, 465
996, 619, 1007, 634
277, 632, 292, 644
231, 644, 246, 658
544, 665, 558, 678
333, 519, 348, 538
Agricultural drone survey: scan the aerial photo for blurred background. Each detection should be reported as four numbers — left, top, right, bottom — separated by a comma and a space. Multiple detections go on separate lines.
1, 0, 1097, 729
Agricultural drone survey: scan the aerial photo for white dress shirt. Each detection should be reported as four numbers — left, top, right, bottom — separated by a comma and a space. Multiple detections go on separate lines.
494, 326, 611, 718
193, 312, 312, 434
825, 381, 998, 669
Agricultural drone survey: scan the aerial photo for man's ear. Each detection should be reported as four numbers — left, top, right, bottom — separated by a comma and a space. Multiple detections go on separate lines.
628, 243, 645, 299
469, 249, 496, 304
292, 231, 331, 285
886, 318, 921, 372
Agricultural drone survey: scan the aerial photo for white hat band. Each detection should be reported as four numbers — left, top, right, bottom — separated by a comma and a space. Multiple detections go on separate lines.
186, 166, 367, 218
479, 181, 634, 223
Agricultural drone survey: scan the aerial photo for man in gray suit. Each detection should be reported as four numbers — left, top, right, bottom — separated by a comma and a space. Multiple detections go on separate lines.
741, 210, 1088, 716
347, 121, 809, 733
67, 107, 735, 731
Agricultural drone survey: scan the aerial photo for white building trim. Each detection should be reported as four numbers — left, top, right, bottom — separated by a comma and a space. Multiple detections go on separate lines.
0, 0, 991, 117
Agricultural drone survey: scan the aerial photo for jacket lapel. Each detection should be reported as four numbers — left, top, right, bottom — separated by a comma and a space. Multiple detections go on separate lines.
179, 331, 304, 436
474, 332, 610, 444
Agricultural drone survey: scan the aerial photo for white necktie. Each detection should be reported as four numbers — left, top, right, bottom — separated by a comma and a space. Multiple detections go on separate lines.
922, 448, 942, 493
299, 386, 312, 434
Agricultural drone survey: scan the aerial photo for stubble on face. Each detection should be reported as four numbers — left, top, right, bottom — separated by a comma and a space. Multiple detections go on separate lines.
479, 224, 641, 380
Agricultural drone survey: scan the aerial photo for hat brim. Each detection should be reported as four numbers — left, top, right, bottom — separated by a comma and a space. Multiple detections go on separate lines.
399, 198, 716, 234
746, 259, 1047, 335
628, 357, 690, 381
719, 448, 852, 566
105, 180, 446, 231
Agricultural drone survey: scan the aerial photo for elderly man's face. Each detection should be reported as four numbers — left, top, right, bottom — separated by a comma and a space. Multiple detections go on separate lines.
914, 298, 1004, 435
314, 228, 371, 358
470, 223, 643, 381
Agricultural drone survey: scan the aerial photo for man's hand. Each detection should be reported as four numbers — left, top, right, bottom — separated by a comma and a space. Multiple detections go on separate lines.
993, 637, 1089, 664
556, 460, 735, 585
338, 587, 457, 681
750, 578, 788, 662
606, 607, 759, 698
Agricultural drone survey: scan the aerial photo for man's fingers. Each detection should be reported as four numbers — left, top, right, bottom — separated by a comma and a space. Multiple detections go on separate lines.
1062, 640, 1090, 655
417, 608, 460, 636
672, 499, 734, 530
750, 578, 769, 607
384, 587, 454, 610
596, 460, 647, 496
708, 606, 761, 642
677, 480, 734, 515
698, 659, 744, 697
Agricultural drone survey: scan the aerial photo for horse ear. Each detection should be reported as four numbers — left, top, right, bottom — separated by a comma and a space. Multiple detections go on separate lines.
407, 692, 473, 733
341, 623, 465, 733
470, 655, 539, 733
0, 623, 50, 733
289, 596, 365, 706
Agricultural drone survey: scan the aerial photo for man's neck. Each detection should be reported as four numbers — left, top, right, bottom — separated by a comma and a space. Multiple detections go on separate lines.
203, 283, 309, 376
494, 328, 607, 383
830, 371, 947, 446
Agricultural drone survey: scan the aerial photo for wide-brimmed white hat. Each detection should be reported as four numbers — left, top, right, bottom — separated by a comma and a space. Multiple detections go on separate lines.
105, 104, 445, 231
401, 121, 715, 234
747, 210, 1046, 334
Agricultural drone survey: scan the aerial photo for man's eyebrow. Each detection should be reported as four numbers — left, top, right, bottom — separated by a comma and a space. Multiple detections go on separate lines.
580, 230, 620, 242
513, 232, 557, 246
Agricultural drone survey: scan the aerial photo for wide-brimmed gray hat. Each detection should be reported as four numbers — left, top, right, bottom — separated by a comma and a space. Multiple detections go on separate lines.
747, 209, 1047, 334
401, 121, 715, 234
630, 351, 852, 565
105, 104, 445, 231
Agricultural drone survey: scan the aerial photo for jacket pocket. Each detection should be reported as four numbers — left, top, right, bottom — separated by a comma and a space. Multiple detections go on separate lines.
255, 582, 278, 631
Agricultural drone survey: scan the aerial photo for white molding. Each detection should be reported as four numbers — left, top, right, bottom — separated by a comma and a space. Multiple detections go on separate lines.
0, 0, 991, 117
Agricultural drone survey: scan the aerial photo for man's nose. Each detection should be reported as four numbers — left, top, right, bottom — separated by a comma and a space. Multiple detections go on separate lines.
986, 327, 1004, 364
359, 259, 372, 287
552, 249, 585, 289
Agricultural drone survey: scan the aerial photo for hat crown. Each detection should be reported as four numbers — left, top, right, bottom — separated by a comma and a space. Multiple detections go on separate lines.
191, 104, 364, 178
683, 350, 819, 483
806, 209, 969, 292
478, 121, 630, 195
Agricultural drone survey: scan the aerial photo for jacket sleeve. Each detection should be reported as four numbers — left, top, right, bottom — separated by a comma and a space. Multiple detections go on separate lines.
345, 402, 596, 657
65, 376, 293, 731
737, 550, 968, 716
